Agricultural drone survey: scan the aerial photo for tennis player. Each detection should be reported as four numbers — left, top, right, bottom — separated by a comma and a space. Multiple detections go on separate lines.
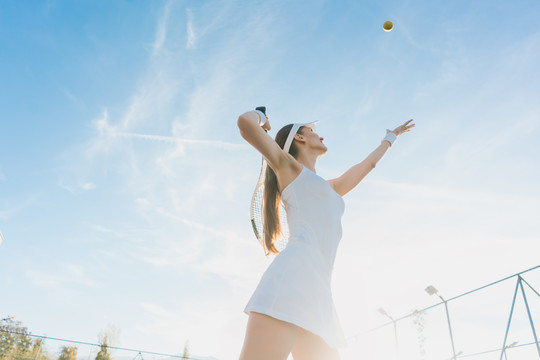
237, 109, 414, 360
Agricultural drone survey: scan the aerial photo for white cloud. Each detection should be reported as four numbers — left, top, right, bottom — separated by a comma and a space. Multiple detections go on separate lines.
0, 204, 25, 220
94, 109, 113, 135
444, 113, 540, 168
80, 182, 96, 190
26, 270, 59, 288
85, 109, 121, 157
186, 8, 196, 49
58, 181, 75, 193
26, 264, 99, 289
91, 225, 127, 238
140, 301, 176, 318
134, 296, 250, 360
152, 0, 173, 56
129, 197, 262, 284
121, 72, 181, 129
57, 179, 96, 192
116, 131, 247, 150
0, 209, 16, 220
62, 263, 84, 276
63, 88, 86, 109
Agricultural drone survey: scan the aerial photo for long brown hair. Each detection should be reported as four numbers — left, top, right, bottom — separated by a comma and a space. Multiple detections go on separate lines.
262, 124, 303, 255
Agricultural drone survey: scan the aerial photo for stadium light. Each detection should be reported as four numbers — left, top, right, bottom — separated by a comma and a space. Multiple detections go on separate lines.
378, 308, 392, 319
425, 285, 438, 296
425, 285, 459, 360
378, 308, 398, 358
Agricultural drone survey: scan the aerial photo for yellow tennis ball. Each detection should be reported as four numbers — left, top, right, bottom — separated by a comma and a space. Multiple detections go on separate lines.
383, 21, 393, 32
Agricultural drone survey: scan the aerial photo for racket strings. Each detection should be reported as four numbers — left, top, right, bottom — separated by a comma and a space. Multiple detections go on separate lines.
251, 186, 290, 253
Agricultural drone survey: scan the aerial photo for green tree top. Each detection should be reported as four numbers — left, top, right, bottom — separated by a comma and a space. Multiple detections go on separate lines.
0, 317, 48, 360
58, 345, 78, 360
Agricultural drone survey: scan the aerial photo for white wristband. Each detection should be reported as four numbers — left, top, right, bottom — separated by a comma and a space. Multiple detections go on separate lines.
383, 132, 397, 147
255, 110, 267, 127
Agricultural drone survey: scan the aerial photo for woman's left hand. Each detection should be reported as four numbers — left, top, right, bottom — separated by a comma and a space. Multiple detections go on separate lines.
387, 119, 415, 136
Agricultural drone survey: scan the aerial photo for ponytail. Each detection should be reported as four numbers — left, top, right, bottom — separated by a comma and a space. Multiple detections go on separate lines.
262, 124, 302, 255
262, 166, 281, 255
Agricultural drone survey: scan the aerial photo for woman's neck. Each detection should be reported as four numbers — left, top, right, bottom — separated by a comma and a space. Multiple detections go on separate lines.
296, 153, 318, 173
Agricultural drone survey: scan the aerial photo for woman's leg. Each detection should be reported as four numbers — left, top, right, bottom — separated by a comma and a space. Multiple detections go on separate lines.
239, 312, 299, 360
291, 328, 340, 360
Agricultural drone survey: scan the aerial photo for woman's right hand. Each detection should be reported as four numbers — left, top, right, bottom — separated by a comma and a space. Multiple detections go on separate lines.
261, 119, 271, 132
257, 111, 271, 132
387, 119, 415, 136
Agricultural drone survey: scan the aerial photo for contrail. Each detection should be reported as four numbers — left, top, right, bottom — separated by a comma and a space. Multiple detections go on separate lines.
136, 198, 251, 245
116, 132, 248, 150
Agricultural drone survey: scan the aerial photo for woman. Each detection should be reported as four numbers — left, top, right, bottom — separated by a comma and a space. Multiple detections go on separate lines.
237, 108, 414, 360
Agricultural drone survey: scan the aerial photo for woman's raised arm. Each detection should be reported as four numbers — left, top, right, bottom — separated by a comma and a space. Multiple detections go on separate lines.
327, 119, 415, 197
237, 110, 291, 173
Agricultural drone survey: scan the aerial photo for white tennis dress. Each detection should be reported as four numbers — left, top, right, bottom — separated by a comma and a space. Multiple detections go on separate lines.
244, 165, 347, 349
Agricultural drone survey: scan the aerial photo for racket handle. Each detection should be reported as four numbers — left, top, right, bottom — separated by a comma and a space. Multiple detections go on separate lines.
255, 106, 268, 132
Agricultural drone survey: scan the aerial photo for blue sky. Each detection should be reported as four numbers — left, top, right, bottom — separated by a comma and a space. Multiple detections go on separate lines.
1, 0, 540, 359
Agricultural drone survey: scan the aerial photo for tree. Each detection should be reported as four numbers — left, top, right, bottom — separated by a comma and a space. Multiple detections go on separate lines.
58, 346, 78, 360
0, 317, 48, 360
95, 326, 119, 360
412, 309, 427, 360
95, 343, 111, 360
182, 340, 190, 359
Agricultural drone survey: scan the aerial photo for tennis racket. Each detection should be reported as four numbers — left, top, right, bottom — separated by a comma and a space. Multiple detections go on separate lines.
249, 107, 290, 254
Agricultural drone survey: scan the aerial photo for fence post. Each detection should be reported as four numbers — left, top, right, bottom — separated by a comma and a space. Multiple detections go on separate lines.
518, 276, 540, 357
499, 276, 520, 360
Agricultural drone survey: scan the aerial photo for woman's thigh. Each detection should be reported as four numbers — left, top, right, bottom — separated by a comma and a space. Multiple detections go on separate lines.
291, 328, 340, 360
239, 312, 299, 360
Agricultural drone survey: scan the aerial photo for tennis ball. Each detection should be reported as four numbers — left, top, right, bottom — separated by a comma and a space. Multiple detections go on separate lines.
383, 21, 393, 32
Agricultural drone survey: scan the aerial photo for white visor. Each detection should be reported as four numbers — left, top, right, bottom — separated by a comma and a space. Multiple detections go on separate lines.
283, 121, 317, 153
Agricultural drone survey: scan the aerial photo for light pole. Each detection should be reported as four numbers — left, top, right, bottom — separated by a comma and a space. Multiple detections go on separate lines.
378, 308, 399, 359
425, 285, 458, 360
